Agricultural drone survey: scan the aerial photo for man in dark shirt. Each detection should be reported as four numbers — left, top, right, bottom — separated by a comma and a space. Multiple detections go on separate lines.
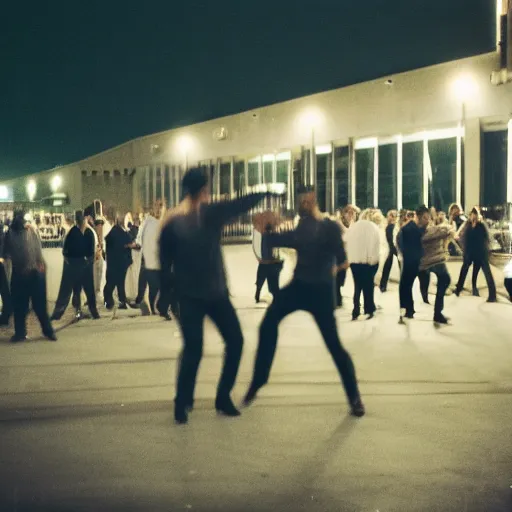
0, 222, 12, 325
254, 221, 283, 303
2, 210, 56, 342
379, 209, 398, 293
51, 210, 99, 321
243, 186, 365, 418
104, 214, 136, 309
398, 205, 429, 321
159, 167, 274, 425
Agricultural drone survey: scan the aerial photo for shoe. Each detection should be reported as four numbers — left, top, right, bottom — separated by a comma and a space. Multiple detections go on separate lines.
130, 301, 142, 309
433, 314, 449, 324
160, 312, 172, 321
350, 398, 365, 418
104, 302, 114, 311
44, 331, 58, 341
366, 313, 374, 320
454, 288, 461, 297
10, 335, 28, 343
74, 310, 82, 321
91, 311, 101, 319
486, 297, 497, 303
351, 312, 359, 321
472, 288, 480, 297
174, 407, 188, 425
422, 297, 430, 305
118, 303, 128, 310
215, 398, 241, 417
243, 385, 260, 407
379, 286, 386, 293
405, 311, 414, 319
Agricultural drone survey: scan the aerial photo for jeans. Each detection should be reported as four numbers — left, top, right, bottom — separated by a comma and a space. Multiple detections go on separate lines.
135, 256, 148, 304
399, 260, 420, 315
380, 249, 398, 291
335, 269, 347, 307
456, 257, 497, 299
175, 295, 243, 408
103, 264, 129, 306
427, 263, 451, 316
248, 279, 360, 405
11, 269, 53, 338
351, 263, 378, 316
255, 262, 282, 301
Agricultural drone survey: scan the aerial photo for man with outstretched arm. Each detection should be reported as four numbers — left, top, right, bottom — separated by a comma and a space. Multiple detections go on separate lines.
159, 167, 281, 425
243, 186, 365, 418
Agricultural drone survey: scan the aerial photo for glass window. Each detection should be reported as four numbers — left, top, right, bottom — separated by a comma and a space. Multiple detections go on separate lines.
482, 130, 507, 206
402, 141, 423, 210
263, 160, 274, 183
248, 161, 260, 186
355, 148, 375, 209
219, 163, 231, 196
233, 161, 245, 193
334, 146, 349, 210
316, 153, 332, 213
276, 159, 289, 184
155, 167, 162, 201
138, 168, 147, 208
148, 166, 154, 206
378, 144, 397, 214
164, 166, 171, 207
303, 149, 311, 185
428, 138, 457, 212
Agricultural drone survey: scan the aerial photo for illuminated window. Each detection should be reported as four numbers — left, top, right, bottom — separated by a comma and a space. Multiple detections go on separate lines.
234, 161, 245, 193
402, 142, 423, 210
155, 167, 162, 201
481, 130, 507, 206
316, 151, 332, 212
263, 160, 274, 183
164, 166, 171, 207
428, 138, 457, 212
248, 160, 260, 186
219, 163, 230, 195
378, 144, 397, 214
334, 146, 349, 210
355, 148, 375, 209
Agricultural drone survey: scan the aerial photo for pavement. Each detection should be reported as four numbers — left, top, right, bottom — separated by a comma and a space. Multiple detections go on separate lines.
0, 245, 512, 511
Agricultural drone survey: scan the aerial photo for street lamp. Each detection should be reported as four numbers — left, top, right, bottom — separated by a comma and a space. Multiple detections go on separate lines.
299, 108, 323, 186
27, 180, 36, 201
51, 175, 62, 193
450, 75, 477, 206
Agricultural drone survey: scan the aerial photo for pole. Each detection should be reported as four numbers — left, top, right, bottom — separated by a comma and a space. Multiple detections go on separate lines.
311, 128, 316, 186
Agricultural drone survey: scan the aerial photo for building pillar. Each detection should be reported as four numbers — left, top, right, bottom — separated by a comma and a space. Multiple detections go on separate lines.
464, 118, 481, 209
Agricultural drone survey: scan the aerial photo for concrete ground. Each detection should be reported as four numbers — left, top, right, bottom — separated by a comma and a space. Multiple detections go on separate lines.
0, 245, 511, 511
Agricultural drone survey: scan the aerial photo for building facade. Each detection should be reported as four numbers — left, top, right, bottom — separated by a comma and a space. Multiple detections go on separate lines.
1, 51, 511, 219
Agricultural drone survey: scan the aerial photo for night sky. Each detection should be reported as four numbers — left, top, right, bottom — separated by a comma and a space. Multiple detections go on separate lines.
1, 0, 495, 179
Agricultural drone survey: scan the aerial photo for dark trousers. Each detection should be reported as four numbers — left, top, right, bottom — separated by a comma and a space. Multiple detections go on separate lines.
399, 261, 419, 315
0, 262, 12, 321
53, 259, 97, 318
158, 269, 178, 317
335, 269, 347, 307
175, 295, 244, 408
11, 269, 53, 338
103, 264, 129, 306
135, 256, 147, 304
426, 263, 451, 316
255, 262, 282, 301
505, 277, 512, 300
145, 269, 161, 313
456, 257, 497, 299
248, 279, 360, 405
380, 250, 398, 291
351, 263, 378, 316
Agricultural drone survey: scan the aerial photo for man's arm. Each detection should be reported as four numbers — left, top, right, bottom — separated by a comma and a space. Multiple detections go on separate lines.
422, 225, 454, 242
208, 193, 269, 226
265, 230, 298, 250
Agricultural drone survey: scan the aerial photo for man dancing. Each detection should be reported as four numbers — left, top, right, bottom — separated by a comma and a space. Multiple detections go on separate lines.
243, 186, 365, 417
159, 167, 278, 425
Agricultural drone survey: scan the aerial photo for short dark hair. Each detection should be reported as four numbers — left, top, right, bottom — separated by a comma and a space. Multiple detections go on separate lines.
415, 205, 430, 218
182, 167, 208, 199
296, 185, 315, 195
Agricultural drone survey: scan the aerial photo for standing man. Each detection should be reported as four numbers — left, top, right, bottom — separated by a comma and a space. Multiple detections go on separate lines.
103, 213, 136, 310
380, 209, 398, 293
243, 186, 365, 418
0, 221, 12, 325
2, 210, 56, 342
51, 210, 99, 321
160, 167, 274, 425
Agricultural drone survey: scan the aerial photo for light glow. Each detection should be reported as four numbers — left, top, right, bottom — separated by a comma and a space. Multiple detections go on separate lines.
276, 151, 291, 161
176, 135, 193, 153
315, 144, 332, 155
51, 175, 62, 192
27, 180, 36, 201
262, 154, 275, 162
299, 108, 323, 130
354, 137, 378, 150
451, 75, 478, 103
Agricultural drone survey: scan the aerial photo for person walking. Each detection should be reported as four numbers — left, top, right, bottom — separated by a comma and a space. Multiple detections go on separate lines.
1, 210, 56, 342
454, 206, 497, 302
103, 213, 136, 310
159, 167, 274, 425
344, 209, 385, 321
51, 210, 99, 321
0, 222, 12, 325
418, 208, 454, 324
380, 209, 399, 292
243, 186, 365, 418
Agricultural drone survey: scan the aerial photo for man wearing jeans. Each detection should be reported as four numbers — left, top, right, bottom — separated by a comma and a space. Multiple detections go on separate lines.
243, 186, 365, 418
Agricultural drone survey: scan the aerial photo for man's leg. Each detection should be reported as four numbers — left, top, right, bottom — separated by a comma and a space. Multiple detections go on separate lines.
455, 258, 472, 296
255, 264, 266, 303
146, 270, 160, 314
480, 259, 497, 301
432, 264, 451, 321
310, 296, 364, 415
351, 264, 363, 319
51, 261, 75, 320
135, 257, 147, 304
117, 266, 129, 305
174, 296, 206, 423
103, 269, 115, 309
207, 297, 246, 415
30, 270, 55, 339
11, 272, 29, 341
362, 264, 378, 315
418, 270, 430, 304
244, 282, 301, 404
0, 262, 12, 324
266, 263, 282, 301
335, 269, 346, 307
380, 252, 394, 292
400, 263, 418, 317
71, 263, 83, 314
82, 261, 99, 318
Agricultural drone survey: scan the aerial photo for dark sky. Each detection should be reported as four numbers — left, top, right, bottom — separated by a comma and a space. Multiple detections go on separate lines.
0, 0, 495, 179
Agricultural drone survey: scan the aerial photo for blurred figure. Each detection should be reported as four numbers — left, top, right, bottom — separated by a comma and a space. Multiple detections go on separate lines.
455, 207, 497, 302
51, 210, 99, 321
243, 186, 364, 417
0, 220, 12, 325
160, 167, 273, 425
379, 209, 399, 293
448, 203, 466, 256
344, 208, 385, 321
2, 210, 56, 342
103, 213, 136, 310
419, 207, 454, 324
